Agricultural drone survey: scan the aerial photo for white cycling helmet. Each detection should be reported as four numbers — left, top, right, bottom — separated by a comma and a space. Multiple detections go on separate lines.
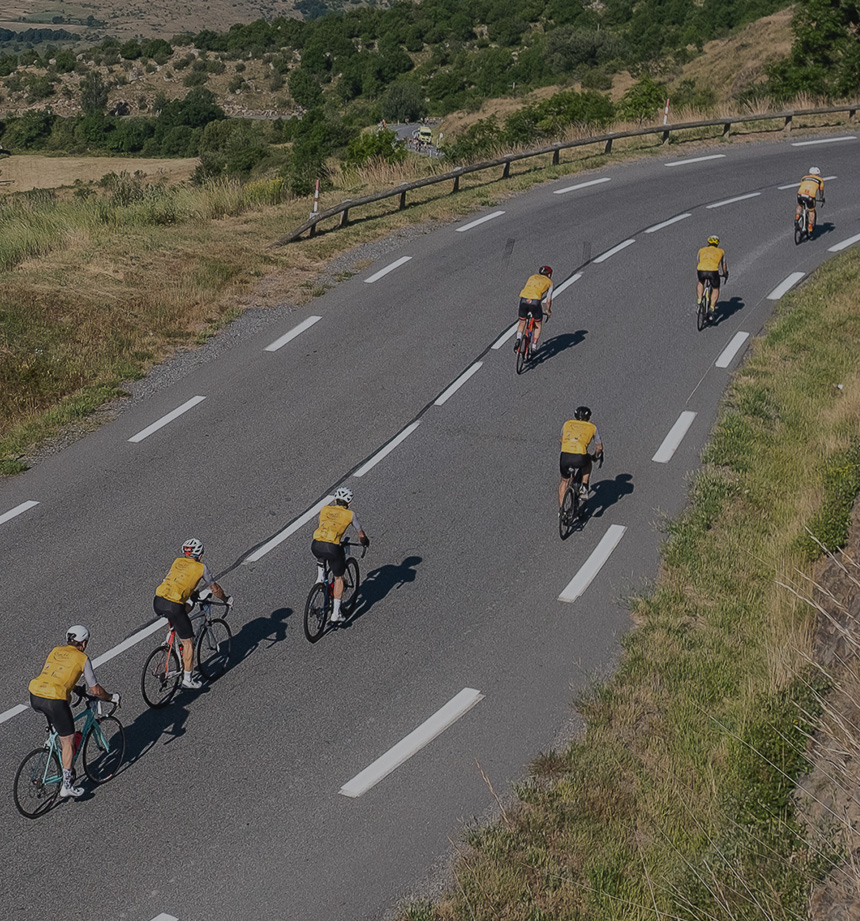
67, 625, 90, 644
809, 166, 821, 175
182, 537, 204, 558
333, 487, 354, 505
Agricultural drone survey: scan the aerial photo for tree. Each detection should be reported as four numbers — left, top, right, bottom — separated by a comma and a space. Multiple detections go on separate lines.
380, 80, 427, 122
618, 75, 666, 122
289, 68, 323, 108
80, 71, 108, 115
345, 128, 406, 167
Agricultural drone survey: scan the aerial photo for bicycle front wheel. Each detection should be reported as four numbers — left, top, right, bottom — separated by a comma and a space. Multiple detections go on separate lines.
696, 294, 708, 331
197, 618, 232, 680
14, 747, 62, 818
559, 488, 574, 540
341, 558, 361, 616
83, 716, 125, 783
141, 644, 181, 709
304, 583, 328, 643
516, 336, 529, 374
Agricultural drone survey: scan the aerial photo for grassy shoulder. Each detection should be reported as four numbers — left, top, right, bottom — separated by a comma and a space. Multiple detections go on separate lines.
403, 252, 860, 921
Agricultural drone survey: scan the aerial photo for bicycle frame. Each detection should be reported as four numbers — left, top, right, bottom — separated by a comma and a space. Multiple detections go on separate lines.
39, 701, 108, 785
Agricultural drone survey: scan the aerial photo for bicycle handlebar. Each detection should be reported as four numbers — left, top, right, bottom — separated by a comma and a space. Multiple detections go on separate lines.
73, 686, 120, 717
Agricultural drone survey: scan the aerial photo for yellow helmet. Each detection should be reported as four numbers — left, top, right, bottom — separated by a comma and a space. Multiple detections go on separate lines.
707, 235, 720, 246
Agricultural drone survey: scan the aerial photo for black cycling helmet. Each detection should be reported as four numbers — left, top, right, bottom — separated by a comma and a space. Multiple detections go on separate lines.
539, 265, 553, 278
574, 406, 592, 421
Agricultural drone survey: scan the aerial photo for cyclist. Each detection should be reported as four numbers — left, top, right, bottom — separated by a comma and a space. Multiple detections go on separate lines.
696, 236, 728, 317
154, 539, 231, 690
559, 406, 604, 507
28, 626, 120, 799
796, 166, 825, 233
515, 265, 553, 355
311, 487, 370, 624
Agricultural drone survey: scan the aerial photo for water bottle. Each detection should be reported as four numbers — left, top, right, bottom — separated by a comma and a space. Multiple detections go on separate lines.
72, 731, 83, 755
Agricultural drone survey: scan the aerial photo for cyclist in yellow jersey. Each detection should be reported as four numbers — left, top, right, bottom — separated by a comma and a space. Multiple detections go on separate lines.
796, 166, 825, 233
29, 625, 120, 798
515, 265, 553, 354
311, 487, 370, 624
154, 538, 231, 690
696, 235, 728, 316
559, 406, 604, 506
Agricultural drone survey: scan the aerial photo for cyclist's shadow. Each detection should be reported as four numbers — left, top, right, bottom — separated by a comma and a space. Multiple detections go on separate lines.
344, 555, 423, 627
811, 220, 836, 239
116, 697, 194, 776
713, 296, 744, 325
527, 330, 587, 369
230, 606, 292, 666
589, 473, 634, 518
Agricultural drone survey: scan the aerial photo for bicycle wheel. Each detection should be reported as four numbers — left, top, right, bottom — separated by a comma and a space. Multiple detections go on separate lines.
696, 293, 708, 331
794, 216, 803, 245
559, 487, 575, 540
13, 747, 62, 818
304, 584, 328, 643
341, 558, 361, 616
197, 618, 232, 680
141, 644, 181, 709
516, 335, 529, 374
83, 716, 125, 783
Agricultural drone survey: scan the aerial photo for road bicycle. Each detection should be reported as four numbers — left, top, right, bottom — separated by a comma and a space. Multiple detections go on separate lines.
794, 197, 822, 245
304, 540, 366, 643
696, 275, 726, 331
515, 310, 543, 374
559, 454, 602, 539
13, 689, 124, 819
141, 591, 232, 708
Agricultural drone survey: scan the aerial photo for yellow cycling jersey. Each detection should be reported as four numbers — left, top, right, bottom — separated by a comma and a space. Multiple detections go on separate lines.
797, 175, 823, 200
561, 420, 597, 455
519, 274, 552, 301
29, 645, 88, 701
697, 245, 725, 272
155, 557, 205, 604
313, 504, 353, 544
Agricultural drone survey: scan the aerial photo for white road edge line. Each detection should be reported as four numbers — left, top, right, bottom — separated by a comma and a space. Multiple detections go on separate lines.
92, 619, 168, 669
456, 211, 505, 232
594, 239, 635, 263
553, 177, 611, 195
829, 232, 860, 253
339, 687, 484, 798
767, 272, 805, 300
355, 422, 421, 478
492, 323, 519, 350
778, 176, 836, 189
245, 496, 334, 563
0, 704, 29, 725
715, 332, 750, 369
0, 500, 39, 526
364, 256, 412, 283
706, 192, 761, 209
264, 315, 322, 352
553, 273, 583, 297
558, 524, 627, 603
791, 136, 856, 147
435, 363, 483, 406
645, 213, 691, 233
665, 154, 726, 167
652, 411, 697, 464
128, 396, 206, 444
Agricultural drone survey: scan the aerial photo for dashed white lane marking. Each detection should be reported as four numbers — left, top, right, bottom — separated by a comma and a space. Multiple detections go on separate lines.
558, 524, 627, 603
715, 332, 750, 369
829, 232, 860, 253
456, 211, 505, 232
245, 495, 333, 563
264, 316, 322, 352
149, 914, 179, 921
553, 177, 611, 195
791, 136, 856, 147
553, 273, 583, 297
665, 154, 726, 167
339, 688, 484, 798
767, 272, 805, 300
0, 500, 39, 526
364, 256, 412, 283
778, 175, 836, 189
645, 213, 691, 233
0, 704, 28, 725
706, 192, 761, 209
492, 322, 519, 350
435, 363, 483, 406
92, 619, 168, 669
594, 239, 635, 263
652, 411, 697, 463
354, 422, 421, 478
128, 396, 206, 444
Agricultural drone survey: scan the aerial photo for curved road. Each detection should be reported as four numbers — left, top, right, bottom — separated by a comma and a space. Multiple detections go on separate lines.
1, 133, 859, 921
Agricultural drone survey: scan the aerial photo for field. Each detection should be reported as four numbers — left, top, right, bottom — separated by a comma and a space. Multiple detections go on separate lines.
0, 154, 198, 191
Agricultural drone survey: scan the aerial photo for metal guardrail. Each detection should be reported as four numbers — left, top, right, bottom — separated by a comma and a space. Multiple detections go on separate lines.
278, 104, 858, 245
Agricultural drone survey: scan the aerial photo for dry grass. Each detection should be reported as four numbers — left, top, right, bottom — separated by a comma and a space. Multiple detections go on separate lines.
0, 155, 198, 192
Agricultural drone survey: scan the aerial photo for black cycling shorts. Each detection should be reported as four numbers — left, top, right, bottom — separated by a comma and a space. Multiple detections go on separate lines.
153, 595, 194, 640
311, 539, 346, 578
30, 693, 75, 737
697, 270, 721, 289
518, 298, 543, 321
797, 194, 816, 210
560, 452, 591, 478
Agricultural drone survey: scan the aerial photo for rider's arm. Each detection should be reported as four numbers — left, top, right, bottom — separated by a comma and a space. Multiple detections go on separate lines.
199, 563, 227, 601
351, 514, 370, 547
543, 284, 553, 317
721, 256, 728, 279
83, 660, 117, 702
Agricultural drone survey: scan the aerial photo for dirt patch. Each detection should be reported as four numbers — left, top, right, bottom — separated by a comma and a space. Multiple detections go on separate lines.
0, 154, 197, 191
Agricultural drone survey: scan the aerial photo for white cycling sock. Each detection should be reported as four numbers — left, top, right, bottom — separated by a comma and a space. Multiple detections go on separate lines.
333, 598, 342, 616
184, 670, 192, 680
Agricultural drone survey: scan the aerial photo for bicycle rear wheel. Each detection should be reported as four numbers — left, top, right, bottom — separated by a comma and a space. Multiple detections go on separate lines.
794, 215, 803, 245
516, 335, 529, 374
197, 618, 232, 680
559, 487, 575, 539
696, 292, 708, 331
304, 584, 328, 643
141, 644, 181, 709
83, 716, 125, 783
14, 747, 61, 818
341, 558, 361, 616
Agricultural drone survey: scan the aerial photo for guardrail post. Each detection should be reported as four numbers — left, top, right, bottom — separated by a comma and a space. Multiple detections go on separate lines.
309, 222, 317, 238
452, 175, 460, 192
850, 108, 857, 123
604, 138, 613, 154
399, 190, 407, 210
723, 121, 731, 137
552, 147, 560, 165
502, 161, 510, 178
784, 114, 792, 133
340, 209, 349, 227
661, 129, 669, 143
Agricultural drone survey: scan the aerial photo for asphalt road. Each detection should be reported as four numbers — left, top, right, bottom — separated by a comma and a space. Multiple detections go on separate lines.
1, 134, 859, 921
